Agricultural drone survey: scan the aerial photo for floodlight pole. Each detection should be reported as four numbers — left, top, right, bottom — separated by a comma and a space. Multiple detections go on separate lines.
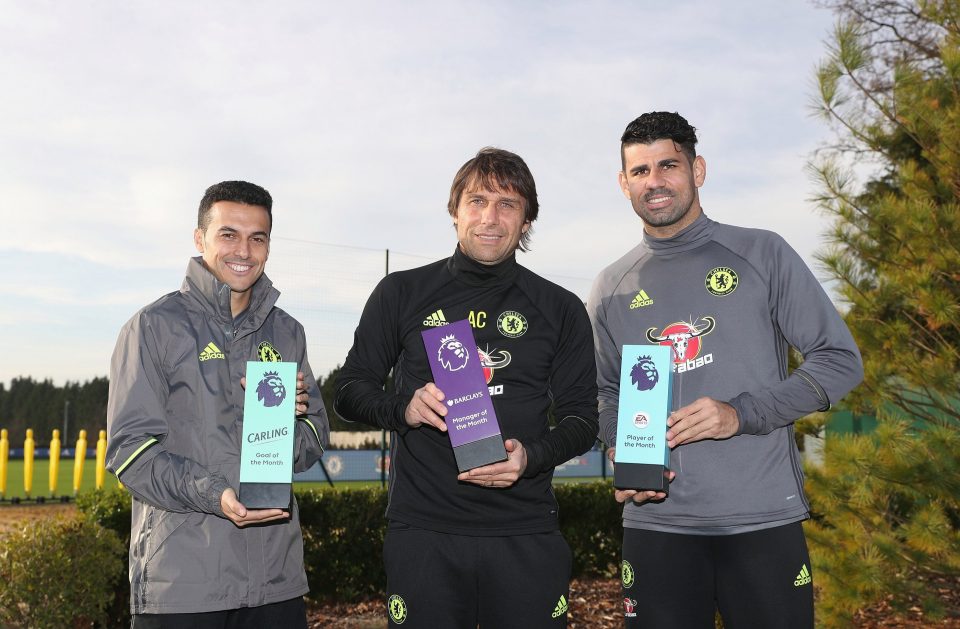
63, 400, 70, 446
381, 248, 390, 489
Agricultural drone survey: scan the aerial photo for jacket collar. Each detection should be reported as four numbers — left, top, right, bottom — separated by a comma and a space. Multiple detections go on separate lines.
446, 245, 519, 287
642, 211, 716, 256
180, 257, 279, 327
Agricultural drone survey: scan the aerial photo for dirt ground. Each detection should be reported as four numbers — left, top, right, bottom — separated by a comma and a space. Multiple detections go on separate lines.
0, 502, 77, 534
2, 504, 957, 628
306, 576, 960, 629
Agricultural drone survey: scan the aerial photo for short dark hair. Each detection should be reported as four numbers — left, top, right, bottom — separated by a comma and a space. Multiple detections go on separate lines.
447, 147, 539, 251
620, 112, 698, 169
197, 181, 273, 233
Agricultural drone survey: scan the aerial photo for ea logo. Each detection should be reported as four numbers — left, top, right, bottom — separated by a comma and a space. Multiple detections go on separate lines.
633, 413, 649, 429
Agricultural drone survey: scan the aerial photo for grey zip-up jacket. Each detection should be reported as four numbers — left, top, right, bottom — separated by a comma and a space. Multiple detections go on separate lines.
588, 214, 862, 533
106, 257, 329, 614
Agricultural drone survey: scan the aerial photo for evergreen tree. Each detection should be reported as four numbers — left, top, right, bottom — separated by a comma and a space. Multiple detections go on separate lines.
806, 1, 960, 624
0, 377, 108, 447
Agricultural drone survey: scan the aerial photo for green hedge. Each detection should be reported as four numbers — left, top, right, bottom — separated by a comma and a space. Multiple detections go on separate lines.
73, 480, 621, 613
0, 514, 126, 628
297, 487, 389, 602
555, 481, 622, 577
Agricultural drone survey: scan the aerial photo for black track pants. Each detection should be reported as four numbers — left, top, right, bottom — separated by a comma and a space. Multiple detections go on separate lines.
619, 522, 814, 629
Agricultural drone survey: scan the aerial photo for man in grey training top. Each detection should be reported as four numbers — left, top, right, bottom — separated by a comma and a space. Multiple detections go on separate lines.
107, 181, 329, 627
588, 112, 863, 628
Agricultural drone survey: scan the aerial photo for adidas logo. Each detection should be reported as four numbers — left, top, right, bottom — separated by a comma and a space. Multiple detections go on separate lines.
794, 564, 811, 586
629, 290, 654, 309
199, 342, 225, 361
422, 309, 449, 327
551, 594, 568, 618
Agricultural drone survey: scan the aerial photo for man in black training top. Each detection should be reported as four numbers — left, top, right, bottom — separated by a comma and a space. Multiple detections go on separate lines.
588, 112, 863, 628
107, 181, 329, 628
335, 148, 599, 628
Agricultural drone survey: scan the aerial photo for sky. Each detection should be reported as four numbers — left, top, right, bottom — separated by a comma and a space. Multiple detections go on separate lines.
0, 1, 844, 387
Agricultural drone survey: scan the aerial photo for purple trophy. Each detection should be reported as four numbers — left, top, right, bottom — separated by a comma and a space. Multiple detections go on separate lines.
421, 319, 507, 472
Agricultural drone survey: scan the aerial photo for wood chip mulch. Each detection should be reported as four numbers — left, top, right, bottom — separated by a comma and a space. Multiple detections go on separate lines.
308, 574, 960, 628
306, 578, 622, 629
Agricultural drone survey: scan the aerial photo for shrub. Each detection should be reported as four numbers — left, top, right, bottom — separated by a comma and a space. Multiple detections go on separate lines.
555, 480, 621, 577
76, 480, 624, 608
76, 487, 132, 547
298, 487, 388, 602
0, 514, 125, 628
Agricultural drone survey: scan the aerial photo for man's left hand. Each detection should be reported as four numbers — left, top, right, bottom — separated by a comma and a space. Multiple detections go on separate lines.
666, 397, 739, 447
240, 371, 310, 415
457, 439, 527, 488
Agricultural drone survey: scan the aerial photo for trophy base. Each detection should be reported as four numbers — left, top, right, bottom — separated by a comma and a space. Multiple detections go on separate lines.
614, 462, 670, 494
239, 482, 292, 509
453, 435, 507, 473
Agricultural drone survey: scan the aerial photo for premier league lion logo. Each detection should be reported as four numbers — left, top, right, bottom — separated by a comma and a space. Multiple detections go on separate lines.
631, 355, 659, 391
437, 334, 469, 372
256, 371, 287, 407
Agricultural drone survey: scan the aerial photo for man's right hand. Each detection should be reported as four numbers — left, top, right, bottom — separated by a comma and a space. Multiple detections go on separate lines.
607, 447, 676, 505
220, 488, 290, 527
403, 383, 448, 431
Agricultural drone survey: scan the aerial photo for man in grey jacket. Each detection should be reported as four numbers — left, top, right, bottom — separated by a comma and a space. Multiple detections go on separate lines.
588, 112, 863, 628
107, 180, 329, 627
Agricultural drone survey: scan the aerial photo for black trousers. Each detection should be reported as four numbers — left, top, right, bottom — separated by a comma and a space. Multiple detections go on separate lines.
620, 522, 814, 629
131, 596, 307, 629
383, 522, 572, 628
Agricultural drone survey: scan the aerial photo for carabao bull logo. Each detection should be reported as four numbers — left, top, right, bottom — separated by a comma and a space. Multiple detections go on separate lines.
477, 347, 511, 384
646, 316, 716, 364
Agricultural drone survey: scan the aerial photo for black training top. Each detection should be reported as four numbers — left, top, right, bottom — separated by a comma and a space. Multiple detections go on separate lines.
335, 247, 599, 535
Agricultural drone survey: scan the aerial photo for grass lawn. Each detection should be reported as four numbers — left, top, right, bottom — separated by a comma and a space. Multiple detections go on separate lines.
0, 457, 119, 501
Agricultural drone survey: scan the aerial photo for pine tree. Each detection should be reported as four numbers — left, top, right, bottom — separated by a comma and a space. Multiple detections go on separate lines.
805, 1, 960, 624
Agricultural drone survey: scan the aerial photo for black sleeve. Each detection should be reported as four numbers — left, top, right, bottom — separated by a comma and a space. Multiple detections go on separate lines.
522, 296, 600, 476
334, 277, 411, 432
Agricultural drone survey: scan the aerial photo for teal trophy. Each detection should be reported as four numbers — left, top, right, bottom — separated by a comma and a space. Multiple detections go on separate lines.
614, 345, 672, 493
239, 361, 297, 508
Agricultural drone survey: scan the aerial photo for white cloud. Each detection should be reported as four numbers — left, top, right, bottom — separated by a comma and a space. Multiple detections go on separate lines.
0, 0, 841, 384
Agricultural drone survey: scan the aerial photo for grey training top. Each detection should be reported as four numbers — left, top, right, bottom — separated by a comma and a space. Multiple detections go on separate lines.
587, 213, 863, 534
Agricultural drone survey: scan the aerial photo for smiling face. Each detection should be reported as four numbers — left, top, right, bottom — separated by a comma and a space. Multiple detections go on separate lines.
619, 139, 706, 238
453, 179, 530, 266
193, 201, 271, 316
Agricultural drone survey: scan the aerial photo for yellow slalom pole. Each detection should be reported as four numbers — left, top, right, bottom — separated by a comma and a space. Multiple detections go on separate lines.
0, 429, 8, 500
24, 429, 35, 499
72, 429, 88, 496
49, 429, 62, 498
95, 430, 107, 489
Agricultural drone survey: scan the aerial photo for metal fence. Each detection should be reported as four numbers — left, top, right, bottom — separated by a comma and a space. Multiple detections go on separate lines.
295, 447, 612, 485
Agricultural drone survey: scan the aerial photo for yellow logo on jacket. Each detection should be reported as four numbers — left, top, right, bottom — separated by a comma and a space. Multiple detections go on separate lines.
199, 342, 225, 361
258, 341, 282, 362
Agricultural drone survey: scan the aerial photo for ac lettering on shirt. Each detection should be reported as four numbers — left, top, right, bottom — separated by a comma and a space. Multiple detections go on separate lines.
468, 310, 487, 328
